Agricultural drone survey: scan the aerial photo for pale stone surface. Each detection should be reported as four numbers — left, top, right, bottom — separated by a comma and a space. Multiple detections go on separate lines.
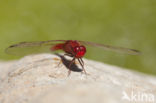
0, 54, 156, 103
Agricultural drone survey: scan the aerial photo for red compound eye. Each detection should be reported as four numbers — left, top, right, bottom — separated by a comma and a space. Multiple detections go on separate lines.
74, 46, 86, 58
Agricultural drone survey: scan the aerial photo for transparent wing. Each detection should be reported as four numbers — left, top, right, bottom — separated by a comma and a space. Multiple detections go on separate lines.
78, 40, 140, 55
5, 40, 66, 56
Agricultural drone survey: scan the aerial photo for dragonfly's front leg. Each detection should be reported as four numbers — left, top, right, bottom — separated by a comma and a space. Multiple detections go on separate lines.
78, 58, 87, 75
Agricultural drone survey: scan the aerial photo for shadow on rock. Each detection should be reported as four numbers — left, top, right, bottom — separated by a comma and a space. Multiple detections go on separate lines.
55, 53, 82, 73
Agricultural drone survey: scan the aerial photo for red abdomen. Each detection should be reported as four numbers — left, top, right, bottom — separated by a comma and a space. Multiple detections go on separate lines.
50, 43, 64, 51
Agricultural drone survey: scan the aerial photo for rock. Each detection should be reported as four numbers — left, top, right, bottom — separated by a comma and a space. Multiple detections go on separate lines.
0, 53, 156, 103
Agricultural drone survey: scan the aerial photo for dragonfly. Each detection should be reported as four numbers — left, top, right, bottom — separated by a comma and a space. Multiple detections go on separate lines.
5, 40, 140, 76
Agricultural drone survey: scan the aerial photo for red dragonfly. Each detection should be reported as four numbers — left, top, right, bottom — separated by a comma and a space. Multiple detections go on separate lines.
6, 40, 140, 75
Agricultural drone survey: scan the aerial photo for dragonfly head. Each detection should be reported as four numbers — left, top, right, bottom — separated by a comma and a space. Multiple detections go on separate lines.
74, 45, 86, 58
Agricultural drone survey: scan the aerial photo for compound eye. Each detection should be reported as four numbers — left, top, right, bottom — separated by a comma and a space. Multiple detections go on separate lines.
80, 46, 86, 52
74, 46, 80, 53
74, 46, 86, 58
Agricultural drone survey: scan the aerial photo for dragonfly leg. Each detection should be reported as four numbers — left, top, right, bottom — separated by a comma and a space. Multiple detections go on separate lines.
53, 58, 63, 68
68, 69, 71, 77
67, 57, 76, 76
78, 58, 87, 75
57, 60, 62, 67
79, 58, 84, 66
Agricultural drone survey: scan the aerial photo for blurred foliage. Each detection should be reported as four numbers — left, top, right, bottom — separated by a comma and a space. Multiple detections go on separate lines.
0, 0, 156, 75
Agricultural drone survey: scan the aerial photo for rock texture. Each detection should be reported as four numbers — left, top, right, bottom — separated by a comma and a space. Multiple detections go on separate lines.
0, 54, 156, 103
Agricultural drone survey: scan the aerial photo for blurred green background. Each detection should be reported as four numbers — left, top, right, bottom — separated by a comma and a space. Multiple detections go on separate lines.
0, 0, 156, 75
